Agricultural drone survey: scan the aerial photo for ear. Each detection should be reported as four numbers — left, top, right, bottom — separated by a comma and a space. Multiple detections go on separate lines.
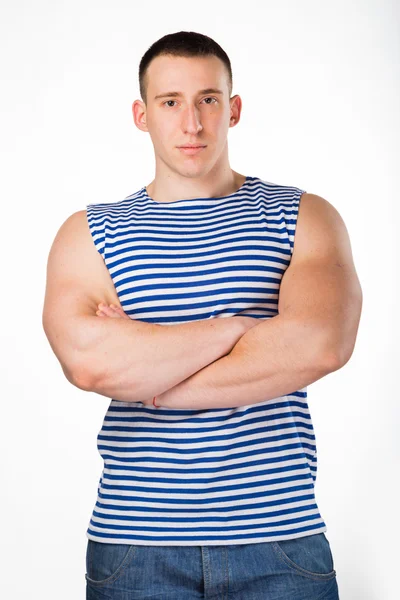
132, 99, 148, 132
229, 94, 242, 127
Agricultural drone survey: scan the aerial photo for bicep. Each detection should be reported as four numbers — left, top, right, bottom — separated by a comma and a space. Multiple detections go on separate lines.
42, 209, 121, 378
278, 193, 363, 364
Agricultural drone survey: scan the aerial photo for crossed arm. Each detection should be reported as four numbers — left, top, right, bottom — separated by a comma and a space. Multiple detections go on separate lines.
153, 193, 363, 409
95, 193, 363, 410
44, 193, 362, 408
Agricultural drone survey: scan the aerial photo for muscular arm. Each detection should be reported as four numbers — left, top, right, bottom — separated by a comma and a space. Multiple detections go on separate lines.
42, 210, 252, 402
82, 314, 251, 403
155, 193, 363, 410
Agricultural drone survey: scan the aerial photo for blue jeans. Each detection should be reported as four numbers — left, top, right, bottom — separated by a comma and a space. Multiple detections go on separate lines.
86, 532, 339, 599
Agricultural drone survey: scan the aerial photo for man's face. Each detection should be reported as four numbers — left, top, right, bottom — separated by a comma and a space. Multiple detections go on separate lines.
133, 54, 241, 179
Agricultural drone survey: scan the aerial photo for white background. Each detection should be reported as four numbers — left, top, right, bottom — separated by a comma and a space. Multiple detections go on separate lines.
1, 1, 398, 598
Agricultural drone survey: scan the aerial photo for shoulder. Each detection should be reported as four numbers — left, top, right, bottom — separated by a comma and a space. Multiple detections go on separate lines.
53, 209, 89, 239
293, 192, 353, 263
48, 209, 98, 261
297, 192, 347, 235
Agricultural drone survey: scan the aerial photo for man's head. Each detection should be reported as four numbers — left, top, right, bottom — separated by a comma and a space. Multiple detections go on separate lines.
132, 31, 242, 181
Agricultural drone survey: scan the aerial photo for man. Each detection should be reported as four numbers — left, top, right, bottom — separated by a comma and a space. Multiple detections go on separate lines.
42, 30, 362, 599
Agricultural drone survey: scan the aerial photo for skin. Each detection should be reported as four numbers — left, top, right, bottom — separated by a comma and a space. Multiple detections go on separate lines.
96, 303, 127, 318
96, 302, 152, 406
131, 53, 247, 203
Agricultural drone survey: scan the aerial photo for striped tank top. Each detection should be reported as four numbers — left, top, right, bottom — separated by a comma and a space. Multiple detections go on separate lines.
85, 175, 327, 546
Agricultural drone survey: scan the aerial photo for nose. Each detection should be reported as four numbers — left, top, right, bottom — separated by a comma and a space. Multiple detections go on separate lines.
181, 105, 203, 135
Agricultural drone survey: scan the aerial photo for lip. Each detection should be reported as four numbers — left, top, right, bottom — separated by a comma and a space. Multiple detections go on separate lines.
177, 145, 207, 155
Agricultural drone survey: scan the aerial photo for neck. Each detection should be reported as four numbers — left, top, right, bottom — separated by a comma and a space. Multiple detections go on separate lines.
145, 168, 247, 204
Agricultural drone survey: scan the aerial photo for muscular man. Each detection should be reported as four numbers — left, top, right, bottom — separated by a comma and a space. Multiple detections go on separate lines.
42, 30, 362, 600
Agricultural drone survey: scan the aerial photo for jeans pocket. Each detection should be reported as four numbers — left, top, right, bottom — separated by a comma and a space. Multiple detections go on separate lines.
85, 539, 138, 587
272, 533, 337, 581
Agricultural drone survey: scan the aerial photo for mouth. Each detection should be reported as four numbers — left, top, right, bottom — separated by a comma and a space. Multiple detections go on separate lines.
177, 145, 207, 155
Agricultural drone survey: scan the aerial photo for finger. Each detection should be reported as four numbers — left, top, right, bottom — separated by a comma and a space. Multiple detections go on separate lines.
110, 305, 130, 319
96, 305, 116, 317
101, 305, 122, 318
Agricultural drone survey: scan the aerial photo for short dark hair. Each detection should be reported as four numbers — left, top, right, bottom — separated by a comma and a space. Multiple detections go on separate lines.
139, 31, 233, 105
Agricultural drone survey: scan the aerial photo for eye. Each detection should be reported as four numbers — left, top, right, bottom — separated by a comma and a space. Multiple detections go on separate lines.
162, 97, 218, 107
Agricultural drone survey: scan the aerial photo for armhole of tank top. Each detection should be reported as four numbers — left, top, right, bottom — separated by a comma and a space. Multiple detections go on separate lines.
286, 188, 307, 258
86, 203, 106, 262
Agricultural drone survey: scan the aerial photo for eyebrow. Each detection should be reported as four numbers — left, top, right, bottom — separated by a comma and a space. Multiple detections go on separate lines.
154, 88, 224, 100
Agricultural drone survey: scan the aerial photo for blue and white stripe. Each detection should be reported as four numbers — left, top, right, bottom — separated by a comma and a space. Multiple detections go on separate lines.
85, 176, 327, 545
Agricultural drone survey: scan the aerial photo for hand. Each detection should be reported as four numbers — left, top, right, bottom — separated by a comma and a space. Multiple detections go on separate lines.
96, 303, 131, 319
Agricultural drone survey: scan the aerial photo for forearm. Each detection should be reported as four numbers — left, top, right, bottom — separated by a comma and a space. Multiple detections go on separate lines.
156, 314, 337, 410
77, 315, 247, 402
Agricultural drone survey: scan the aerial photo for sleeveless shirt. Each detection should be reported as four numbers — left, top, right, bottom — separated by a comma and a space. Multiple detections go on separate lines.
85, 175, 327, 546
